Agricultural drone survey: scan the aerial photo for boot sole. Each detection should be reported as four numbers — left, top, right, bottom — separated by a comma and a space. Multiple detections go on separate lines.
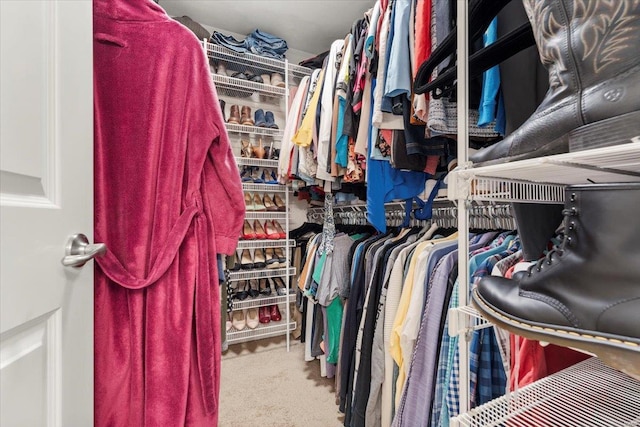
471, 288, 640, 381
569, 110, 640, 152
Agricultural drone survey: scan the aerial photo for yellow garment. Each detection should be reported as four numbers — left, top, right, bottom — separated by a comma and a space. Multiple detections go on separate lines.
390, 232, 458, 407
292, 67, 326, 148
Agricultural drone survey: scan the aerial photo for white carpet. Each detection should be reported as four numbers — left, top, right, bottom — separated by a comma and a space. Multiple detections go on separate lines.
219, 337, 344, 427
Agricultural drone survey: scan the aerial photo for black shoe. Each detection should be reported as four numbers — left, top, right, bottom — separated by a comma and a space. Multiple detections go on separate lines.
473, 183, 640, 380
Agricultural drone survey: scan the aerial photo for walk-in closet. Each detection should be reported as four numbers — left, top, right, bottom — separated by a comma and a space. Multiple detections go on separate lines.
1, 0, 639, 426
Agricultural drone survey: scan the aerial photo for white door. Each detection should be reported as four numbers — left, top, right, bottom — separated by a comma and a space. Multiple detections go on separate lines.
0, 1, 94, 426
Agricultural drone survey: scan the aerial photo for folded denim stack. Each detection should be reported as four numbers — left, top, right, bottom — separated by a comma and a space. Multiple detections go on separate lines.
209, 29, 288, 60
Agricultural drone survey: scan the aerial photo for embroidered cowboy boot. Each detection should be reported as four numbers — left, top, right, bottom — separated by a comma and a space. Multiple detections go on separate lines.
471, 0, 640, 165
473, 183, 640, 380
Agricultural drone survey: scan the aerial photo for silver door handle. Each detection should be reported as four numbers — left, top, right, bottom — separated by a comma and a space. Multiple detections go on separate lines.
61, 233, 106, 267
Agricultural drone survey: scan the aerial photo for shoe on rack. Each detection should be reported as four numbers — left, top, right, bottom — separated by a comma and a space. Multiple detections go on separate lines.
265, 247, 280, 269
259, 278, 272, 295
246, 308, 260, 329
264, 220, 280, 240
244, 71, 264, 84
269, 148, 280, 161
272, 277, 287, 296
273, 247, 286, 264
239, 250, 255, 270
231, 310, 246, 330
252, 248, 267, 269
240, 166, 253, 183
469, 0, 640, 166
254, 109, 267, 127
258, 305, 271, 324
252, 138, 266, 159
264, 111, 278, 129
229, 250, 241, 271
472, 183, 640, 380
253, 220, 267, 239
250, 167, 264, 183
216, 62, 227, 77
272, 220, 286, 239
232, 281, 249, 301
242, 220, 257, 240
240, 139, 252, 158
240, 106, 254, 126
263, 194, 278, 211
260, 74, 272, 86
227, 104, 240, 125
271, 73, 285, 88
219, 99, 226, 122
244, 193, 256, 211
269, 304, 282, 321
262, 168, 279, 185
226, 312, 233, 332
273, 194, 286, 211
248, 279, 260, 298
253, 193, 266, 211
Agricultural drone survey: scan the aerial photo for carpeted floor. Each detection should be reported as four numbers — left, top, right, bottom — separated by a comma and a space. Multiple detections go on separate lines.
219, 337, 344, 427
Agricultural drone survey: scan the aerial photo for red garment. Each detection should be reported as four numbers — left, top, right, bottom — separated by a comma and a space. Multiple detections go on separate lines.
93, 1, 245, 425
414, 0, 432, 76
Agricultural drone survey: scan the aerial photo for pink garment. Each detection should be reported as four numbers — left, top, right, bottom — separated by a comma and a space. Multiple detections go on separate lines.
93, 1, 245, 425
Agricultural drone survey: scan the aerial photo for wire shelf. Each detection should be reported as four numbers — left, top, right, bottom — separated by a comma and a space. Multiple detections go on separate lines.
243, 211, 288, 221
449, 142, 640, 203
228, 267, 295, 282
205, 42, 312, 79
227, 321, 297, 344
243, 183, 287, 193
236, 239, 295, 249
230, 293, 296, 311
235, 157, 280, 168
451, 357, 640, 426
227, 124, 284, 139
448, 305, 492, 337
211, 73, 286, 98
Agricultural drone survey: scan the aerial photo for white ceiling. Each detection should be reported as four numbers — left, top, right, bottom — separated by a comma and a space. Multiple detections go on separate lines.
159, 1, 374, 55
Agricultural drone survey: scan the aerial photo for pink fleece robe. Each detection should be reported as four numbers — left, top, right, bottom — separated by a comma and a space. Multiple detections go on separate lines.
93, 0, 245, 425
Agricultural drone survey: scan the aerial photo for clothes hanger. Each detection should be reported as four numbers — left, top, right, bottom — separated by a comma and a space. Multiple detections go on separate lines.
413, 0, 515, 95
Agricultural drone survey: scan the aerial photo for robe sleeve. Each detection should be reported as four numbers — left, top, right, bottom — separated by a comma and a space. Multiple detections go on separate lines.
187, 45, 245, 255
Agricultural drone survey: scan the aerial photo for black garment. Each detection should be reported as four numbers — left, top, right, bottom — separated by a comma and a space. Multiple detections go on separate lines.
299, 50, 330, 69
339, 234, 390, 415
350, 231, 418, 426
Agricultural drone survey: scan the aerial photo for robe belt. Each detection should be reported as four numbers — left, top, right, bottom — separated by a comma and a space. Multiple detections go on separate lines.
96, 193, 218, 414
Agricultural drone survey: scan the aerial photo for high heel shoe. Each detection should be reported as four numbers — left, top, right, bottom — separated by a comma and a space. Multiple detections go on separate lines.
265, 247, 280, 269
264, 220, 280, 240
272, 220, 286, 239
273, 194, 286, 211
269, 304, 282, 322
242, 220, 257, 240
232, 280, 249, 300
246, 308, 259, 329
263, 194, 278, 211
252, 138, 266, 159
272, 277, 287, 296
253, 220, 267, 239
240, 139, 252, 158
259, 278, 272, 295
226, 312, 232, 332
240, 249, 254, 270
258, 306, 271, 324
250, 166, 264, 183
231, 310, 246, 330
253, 193, 266, 211
274, 247, 286, 264
244, 192, 256, 211
229, 250, 241, 271
262, 168, 279, 185
252, 248, 267, 269
248, 279, 260, 298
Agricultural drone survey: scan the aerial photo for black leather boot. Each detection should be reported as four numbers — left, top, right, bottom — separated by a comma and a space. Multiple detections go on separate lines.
471, 0, 640, 165
473, 183, 640, 379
